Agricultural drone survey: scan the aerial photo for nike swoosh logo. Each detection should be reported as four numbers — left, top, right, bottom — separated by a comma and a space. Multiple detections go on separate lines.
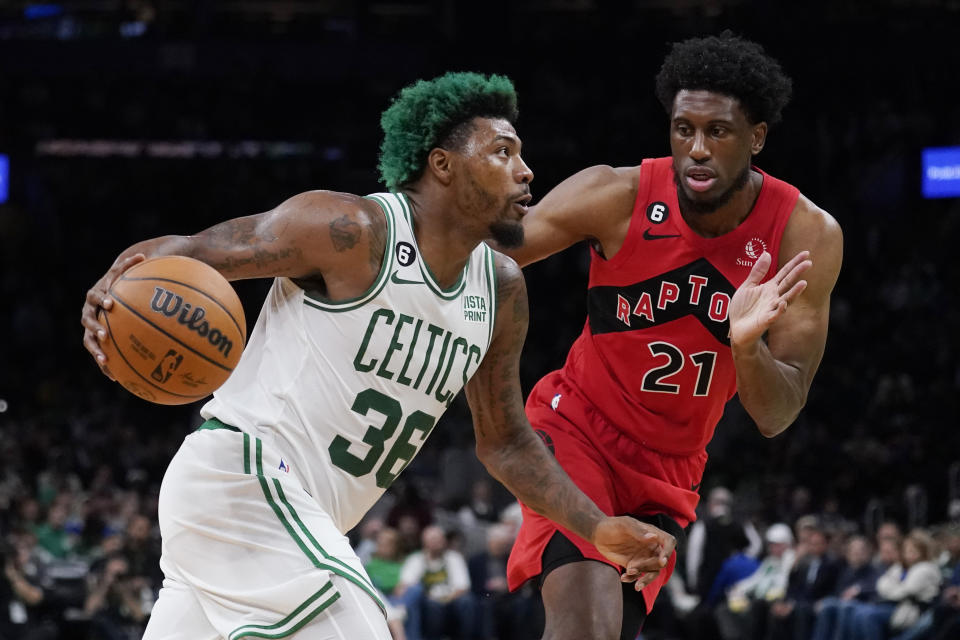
643, 228, 681, 240
390, 270, 423, 285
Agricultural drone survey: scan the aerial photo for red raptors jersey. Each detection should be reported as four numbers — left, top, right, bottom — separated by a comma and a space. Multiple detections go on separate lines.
560, 157, 798, 455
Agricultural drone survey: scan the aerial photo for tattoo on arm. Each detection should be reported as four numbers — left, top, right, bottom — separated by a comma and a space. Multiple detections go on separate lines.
209, 247, 302, 274
469, 260, 603, 541
488, 263, 529, 433
330, 215, 362, 252
206, 217, 275, 249
492, 438, 601, 540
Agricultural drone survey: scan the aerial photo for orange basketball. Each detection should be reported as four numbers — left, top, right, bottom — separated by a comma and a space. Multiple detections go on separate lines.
98, 256, 247, 405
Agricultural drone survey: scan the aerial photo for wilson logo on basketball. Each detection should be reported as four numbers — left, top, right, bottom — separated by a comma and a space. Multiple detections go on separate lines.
150, 287, 236, 358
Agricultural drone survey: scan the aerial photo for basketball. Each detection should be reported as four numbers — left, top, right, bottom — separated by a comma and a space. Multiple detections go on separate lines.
98, 256, 247, 405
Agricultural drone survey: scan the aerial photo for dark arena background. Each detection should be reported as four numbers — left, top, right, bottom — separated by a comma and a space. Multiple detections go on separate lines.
1, 2, 959, 639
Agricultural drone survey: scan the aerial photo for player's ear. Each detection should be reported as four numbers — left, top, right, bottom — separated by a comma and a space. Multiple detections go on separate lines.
427, 147, 454, 186
751, 122, 768, 155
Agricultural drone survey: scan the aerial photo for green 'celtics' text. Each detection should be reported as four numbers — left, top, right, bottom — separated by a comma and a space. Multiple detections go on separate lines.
353, 310, 482, 406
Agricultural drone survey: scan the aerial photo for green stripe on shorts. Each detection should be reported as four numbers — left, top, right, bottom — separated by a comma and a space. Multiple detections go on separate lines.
228, 582, 340, 640
197, 418, 241, 432
243, 433, 386, 614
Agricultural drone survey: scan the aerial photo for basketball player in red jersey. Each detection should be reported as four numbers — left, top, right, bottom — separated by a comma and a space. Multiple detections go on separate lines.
500, 33, 843, 640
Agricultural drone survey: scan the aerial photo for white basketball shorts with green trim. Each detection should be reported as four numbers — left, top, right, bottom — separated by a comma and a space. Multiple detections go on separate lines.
143, 423, 390, 640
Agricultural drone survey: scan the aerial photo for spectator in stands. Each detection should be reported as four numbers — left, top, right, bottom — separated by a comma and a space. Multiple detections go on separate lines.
75, 497, 112, 560
820, 496, 858, 549
0, 530, 57, 640
121, 514, 160, 593
365, 527, 407, 600
355, 516, 386, 564
811, 534, 881, 640
468, 523, 535, 640
683, 528, 757, 640
686, 487, 762, 601
30, 500, 73, 561
83, 531, 152, 640
766, 521, 842, 640
387, 482, 434, 534
782, 487, 814, 528
705, 530, 761, 609
497, 502, 523, 540
877, 535, 903, 573
922, 559, 960, 640
887, 525, 960, 640
936, 524, 960, 578
714, 523, 796, 640
457, 479, 499, 527
846, 529, 941, 639
397, 525, 474, 640
396, 514, 426, 557
646, 572, 695, 640
795, 514, 823, 550
12, 499, 41, 539
875, 522, 904, 558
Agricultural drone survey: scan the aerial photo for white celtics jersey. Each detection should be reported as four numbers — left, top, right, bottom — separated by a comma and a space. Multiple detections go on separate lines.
201, 192, 497, 533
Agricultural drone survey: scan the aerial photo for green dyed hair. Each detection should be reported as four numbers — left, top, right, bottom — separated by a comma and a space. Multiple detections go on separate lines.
378, 72, 519, 191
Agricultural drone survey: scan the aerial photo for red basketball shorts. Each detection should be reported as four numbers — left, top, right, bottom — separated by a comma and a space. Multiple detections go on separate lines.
506, 371, 707, 612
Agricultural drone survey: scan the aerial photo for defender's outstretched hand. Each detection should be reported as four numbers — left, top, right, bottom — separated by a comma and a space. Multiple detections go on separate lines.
729, 250, 812, 348
81, 253, 147, 379
592, 516, 677, 591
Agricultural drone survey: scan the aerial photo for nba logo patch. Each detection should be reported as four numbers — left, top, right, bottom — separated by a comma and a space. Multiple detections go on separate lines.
551, 393, 561, 410
279, 459, 290, 473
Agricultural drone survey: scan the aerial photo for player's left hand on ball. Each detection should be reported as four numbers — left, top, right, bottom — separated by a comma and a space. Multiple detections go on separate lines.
592, 516, 676, 590
81, 252, 146, 377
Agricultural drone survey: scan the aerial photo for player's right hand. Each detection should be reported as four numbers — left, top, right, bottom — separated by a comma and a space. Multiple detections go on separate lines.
591, 516, 677, 591
81, 253, 146, 379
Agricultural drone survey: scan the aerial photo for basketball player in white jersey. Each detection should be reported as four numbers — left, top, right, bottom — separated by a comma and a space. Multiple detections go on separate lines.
80, 73, 677, 640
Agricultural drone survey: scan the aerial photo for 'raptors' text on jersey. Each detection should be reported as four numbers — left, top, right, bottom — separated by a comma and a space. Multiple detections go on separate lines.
561, 157, 798, 455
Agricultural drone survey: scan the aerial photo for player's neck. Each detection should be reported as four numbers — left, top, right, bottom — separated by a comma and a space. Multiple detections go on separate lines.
401, 187, 478, 289
679, 170, 763, 238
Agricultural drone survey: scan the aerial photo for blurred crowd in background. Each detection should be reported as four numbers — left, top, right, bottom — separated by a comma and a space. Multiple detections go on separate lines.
1, 1, 959, 638
3, 463, 960, 640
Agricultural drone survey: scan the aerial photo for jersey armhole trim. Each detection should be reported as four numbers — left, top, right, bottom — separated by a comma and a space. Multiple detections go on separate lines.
769, 187, 801, 272
484, 245, 497, 350
301, 195, 395, 312
591, 162, 651, 270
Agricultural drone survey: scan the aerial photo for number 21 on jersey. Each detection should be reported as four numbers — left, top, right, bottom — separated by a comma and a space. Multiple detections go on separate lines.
641, 341, 717, 396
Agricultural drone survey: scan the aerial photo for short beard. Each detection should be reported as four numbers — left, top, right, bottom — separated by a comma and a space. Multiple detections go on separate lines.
462, 175, 525, 247
674, 165, 751, 215
490, 219, 524, 248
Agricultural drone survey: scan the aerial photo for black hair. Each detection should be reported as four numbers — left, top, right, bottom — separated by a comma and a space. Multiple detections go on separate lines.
655, 31, 793, 126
